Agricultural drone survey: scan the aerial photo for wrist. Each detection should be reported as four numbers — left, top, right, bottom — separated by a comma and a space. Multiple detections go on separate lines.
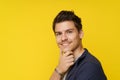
55, 67, 64, 77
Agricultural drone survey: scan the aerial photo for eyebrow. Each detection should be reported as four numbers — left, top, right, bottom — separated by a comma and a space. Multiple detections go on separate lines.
55, 28, 74, 33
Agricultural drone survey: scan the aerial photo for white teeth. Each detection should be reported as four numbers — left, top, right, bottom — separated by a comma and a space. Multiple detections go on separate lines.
62, 44, 69, 46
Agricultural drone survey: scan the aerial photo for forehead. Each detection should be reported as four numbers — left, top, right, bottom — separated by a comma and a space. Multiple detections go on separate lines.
55, 21, 77, 32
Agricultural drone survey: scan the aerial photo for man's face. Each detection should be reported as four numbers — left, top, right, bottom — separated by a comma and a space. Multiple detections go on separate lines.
54, 21, 83, 52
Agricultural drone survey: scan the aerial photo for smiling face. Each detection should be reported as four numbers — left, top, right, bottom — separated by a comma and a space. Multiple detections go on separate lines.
55, 21, 83, 53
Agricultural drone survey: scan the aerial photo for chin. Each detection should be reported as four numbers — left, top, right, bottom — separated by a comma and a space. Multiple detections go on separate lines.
62, 48, 73, 52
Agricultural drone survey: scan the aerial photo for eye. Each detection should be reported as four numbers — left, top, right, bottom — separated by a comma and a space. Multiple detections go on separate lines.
55, 32, 62, 36
67, 30, 73, 34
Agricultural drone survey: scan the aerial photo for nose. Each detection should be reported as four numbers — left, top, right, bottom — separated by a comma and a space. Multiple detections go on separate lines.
61, 33, 68, 41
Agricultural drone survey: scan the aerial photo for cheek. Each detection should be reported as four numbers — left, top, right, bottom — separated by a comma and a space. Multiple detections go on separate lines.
56, 37, 61, 44
70, 35, 80, 44
68, 35, 77, 41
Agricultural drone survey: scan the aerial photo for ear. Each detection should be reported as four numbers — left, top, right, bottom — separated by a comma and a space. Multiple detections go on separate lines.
79, 30, 84, 39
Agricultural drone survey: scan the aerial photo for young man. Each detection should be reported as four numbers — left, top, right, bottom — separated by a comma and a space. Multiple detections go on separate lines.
50, 10, 107, 80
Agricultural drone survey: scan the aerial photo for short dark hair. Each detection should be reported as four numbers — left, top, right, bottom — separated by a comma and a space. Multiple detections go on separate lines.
52, 10, 82, 32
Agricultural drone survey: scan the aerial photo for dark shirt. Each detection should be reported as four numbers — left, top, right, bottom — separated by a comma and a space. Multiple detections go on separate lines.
65, 48, 107, 80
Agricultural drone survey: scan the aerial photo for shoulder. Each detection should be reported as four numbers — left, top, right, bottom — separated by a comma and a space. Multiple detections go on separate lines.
83, 48, 102, 66
77, 61, 102, 73
75, 62, 106, 80
79, 49, 104, 74
74, 49, 107, 79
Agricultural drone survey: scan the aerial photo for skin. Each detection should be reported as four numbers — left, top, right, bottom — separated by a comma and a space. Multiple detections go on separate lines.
50, 21, 84, 80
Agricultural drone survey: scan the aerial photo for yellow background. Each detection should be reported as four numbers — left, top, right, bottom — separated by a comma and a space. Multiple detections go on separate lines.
0, 0, 120, 80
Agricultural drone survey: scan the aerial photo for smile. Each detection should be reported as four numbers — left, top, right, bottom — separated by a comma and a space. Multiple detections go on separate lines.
62, 44, 69, 46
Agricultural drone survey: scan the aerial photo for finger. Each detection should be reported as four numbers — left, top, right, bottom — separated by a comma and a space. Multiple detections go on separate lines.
60, 49, 68, 56
66, 58, 74, 63
66, 61, 74, 67
66, 55, 74, 59
69, 62, 74, 66
64, 51, 73, 57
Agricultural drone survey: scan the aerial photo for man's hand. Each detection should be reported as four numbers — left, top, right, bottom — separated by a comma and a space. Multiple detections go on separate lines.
56, 51, 75, 75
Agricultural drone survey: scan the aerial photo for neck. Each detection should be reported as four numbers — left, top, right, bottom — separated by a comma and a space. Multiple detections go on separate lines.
73, 45, 84, 60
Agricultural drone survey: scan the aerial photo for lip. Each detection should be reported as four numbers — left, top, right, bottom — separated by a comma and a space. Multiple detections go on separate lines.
60, 43, 71, 52
60, 41, 72, 46
61, 42, 72, 47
